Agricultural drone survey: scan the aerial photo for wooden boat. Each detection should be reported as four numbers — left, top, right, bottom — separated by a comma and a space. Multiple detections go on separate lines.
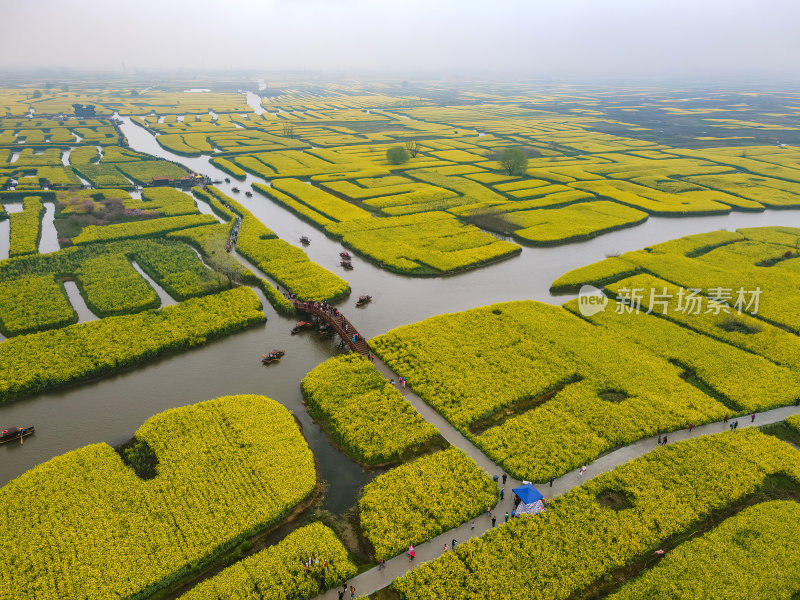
262, 350, 284, 365
300, 236, 310, 246
339, 251, 351, 259
356, 295, 372, 307
318, 322, 331, 335
0, 426, 34, 445
340, 261, 353, 270
245, 191, 253, 197
291, 321, 314, 334
231, 187, 240, 193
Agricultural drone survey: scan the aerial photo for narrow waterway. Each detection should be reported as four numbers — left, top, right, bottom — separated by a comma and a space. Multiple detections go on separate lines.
63, 280, 98, 323
192, 192, 225, 220
38, 203, 59, 253
246, 91, 266, 115
0, 215, 8, 261
5, 112, 800, 519
131, 261, 176, 308
73, 170, 92, 188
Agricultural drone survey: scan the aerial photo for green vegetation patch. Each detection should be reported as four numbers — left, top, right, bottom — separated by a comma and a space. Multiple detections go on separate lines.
372, 300, 729, 481
0, 394, 315, 599
391, 431, 800, 599
8, 195, 43, 256
0, 275, 76, 336
203, 186, 349, 302
178, 523, 357, 600
360, 448, 497, 559
607, 500, 800, 600
326, 211, 521, 275
0, 286, 265, 401
302, 354, 440, 464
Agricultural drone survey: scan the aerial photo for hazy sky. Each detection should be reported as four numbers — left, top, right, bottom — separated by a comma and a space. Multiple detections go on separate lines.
2, 0, 799, 80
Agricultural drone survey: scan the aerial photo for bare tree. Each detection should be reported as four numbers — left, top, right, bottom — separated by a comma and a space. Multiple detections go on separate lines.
215, 263, 242, 290
405, 139, 420, 158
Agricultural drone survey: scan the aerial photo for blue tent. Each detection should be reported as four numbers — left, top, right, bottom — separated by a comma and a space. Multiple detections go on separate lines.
512, 483, 543, 504
512, 483, 546, 516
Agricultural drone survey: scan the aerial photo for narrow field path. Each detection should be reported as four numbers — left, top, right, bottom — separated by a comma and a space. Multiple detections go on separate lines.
371, 356, 517, 481
313, 372, 800, 600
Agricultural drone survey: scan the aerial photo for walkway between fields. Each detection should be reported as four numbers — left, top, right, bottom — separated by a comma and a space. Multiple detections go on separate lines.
371, 356, 518, 482
314, 397, 800, 600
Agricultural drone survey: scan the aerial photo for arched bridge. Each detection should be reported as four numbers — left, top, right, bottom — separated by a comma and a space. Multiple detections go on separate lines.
293, 301, 370, 355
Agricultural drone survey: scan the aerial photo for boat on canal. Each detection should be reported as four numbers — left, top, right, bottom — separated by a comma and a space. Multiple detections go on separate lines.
1, 426, 35, 445
262, 350, 285, 365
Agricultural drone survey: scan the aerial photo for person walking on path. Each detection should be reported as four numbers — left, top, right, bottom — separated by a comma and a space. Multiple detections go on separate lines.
661, 436, 668, 445
452, 538, 457, 550
579, 465, 587, 476
657, 435, 662, 446
549, 476, 555, 487
730, 422, 735, 431
751, 413, 756, 423
443, 543, 449, 553
734, 420, 739, 429
688, 423, 694, 433
338, 590, 344, 600
724, 414, 729, 424
502, 473, 507, 485
487, 506, 491, 518
499, 488, 505, 501
408, 545, 415, 561
491, 516, 496, 527
350, 585, 356, 599
504, 512, 509, 523
378, 557, 385, 570
471, 521, 475, 530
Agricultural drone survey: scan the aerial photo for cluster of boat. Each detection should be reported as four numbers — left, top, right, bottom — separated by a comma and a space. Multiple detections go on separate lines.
229, 184, 253, 197
264, 293, 372, 364
340, 251, 353, 270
